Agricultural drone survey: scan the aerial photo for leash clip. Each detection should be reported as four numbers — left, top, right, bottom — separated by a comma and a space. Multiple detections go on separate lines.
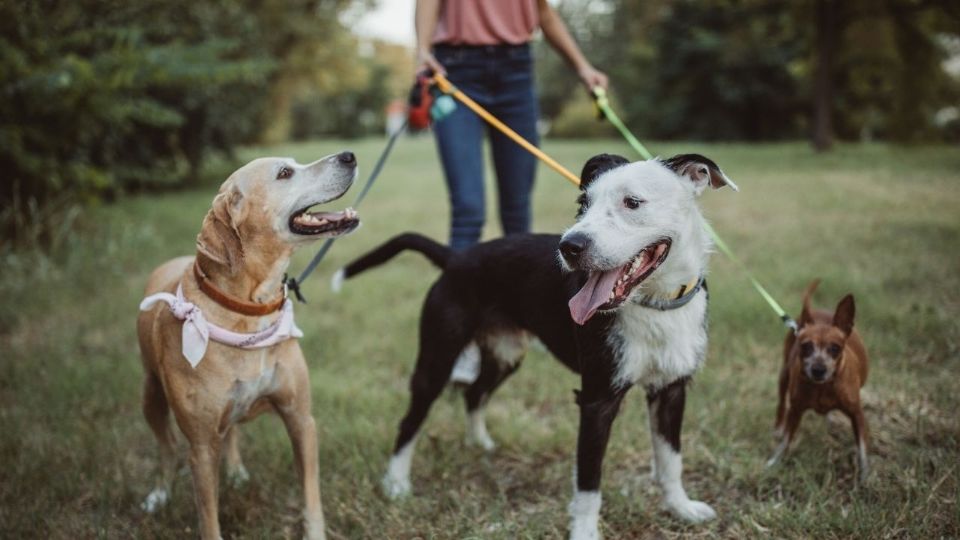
782, 315, 799, 335
284, 274, 307, 304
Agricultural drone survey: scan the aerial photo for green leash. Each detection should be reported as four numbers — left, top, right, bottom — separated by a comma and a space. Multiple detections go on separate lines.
592, 88, 798, 333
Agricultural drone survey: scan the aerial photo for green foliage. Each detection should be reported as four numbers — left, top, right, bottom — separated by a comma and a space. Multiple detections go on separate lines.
543, 0, 959, 143
291, 61, 391, 139
0, 0, 392, 246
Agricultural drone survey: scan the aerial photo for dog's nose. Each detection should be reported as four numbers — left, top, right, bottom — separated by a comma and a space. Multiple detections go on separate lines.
810, 365, 827, 380
559, 233, 590, 265
337, 151, 356, 166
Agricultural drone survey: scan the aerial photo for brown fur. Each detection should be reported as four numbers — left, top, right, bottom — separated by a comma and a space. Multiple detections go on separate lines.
137, 155, 356, 539
769, 279, 871, 481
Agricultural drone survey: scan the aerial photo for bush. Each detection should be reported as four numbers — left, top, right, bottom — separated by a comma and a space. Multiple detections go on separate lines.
0, 1, 273, 245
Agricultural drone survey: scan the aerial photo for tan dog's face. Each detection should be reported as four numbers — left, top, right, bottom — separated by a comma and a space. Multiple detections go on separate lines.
231, 153, 360, 244
196, 153, 360, 272
796, 294, 856, 383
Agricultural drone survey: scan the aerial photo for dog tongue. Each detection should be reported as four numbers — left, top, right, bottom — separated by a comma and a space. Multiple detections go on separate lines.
569, 269, 620, 325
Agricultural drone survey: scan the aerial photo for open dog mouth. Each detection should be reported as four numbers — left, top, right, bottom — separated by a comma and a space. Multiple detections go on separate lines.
568, 239, 671, 325
289, 205, 359, 236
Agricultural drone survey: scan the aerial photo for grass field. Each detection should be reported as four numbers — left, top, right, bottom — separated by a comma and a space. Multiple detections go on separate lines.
1, 137, 958, 539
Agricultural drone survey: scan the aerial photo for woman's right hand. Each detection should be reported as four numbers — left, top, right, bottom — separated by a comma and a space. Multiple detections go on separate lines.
417, 48, 446, 75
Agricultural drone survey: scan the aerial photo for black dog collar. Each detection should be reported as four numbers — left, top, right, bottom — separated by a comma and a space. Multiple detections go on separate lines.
638, 276, 705, 311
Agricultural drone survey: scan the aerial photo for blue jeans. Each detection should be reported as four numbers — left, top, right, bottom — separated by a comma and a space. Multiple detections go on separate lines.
432, 44, 539, 251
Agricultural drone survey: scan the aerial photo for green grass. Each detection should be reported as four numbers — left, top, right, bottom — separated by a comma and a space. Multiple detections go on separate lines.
1, 137, 958, 538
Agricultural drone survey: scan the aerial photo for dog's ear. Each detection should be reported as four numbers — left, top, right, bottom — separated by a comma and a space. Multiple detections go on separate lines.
799, 279, 820, 328
195, 183, 246, 273
832, 294, 856, 336
662, 154, 739, 195
580, 153, 629, 190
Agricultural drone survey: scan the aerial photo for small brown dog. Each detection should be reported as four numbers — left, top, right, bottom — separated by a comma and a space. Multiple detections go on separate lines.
767, 280, 870, 481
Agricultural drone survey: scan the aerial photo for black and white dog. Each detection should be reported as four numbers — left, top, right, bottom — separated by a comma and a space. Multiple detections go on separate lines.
335, 153, 737, 539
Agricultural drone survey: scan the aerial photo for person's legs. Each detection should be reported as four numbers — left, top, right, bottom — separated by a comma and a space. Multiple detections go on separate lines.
488, 47, 538, 236
432, 47, 490, 251
433, 105, 486, 251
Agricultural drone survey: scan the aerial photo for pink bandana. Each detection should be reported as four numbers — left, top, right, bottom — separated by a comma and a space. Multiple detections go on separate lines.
140, 284, 303, 368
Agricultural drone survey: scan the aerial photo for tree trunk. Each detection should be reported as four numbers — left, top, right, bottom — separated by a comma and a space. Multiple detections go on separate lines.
812, 0, 838, 152
260, 78, 296, 145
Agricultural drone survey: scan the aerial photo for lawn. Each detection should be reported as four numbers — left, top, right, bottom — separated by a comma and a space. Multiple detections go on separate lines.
1, 137, 958, 539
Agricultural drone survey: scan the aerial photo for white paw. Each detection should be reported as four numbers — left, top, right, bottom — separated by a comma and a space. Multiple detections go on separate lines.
141, 487, 169, 513
381, 473, 411, 500
466, 431, 496, 452
665, 497, 717, 523
303, 517, 326, 540
569, 518, 600, 540
227, 464, 250, 487
330, 268, 345, 293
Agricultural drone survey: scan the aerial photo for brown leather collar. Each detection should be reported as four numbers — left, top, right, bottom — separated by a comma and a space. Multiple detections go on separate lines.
193, 261, 285, 316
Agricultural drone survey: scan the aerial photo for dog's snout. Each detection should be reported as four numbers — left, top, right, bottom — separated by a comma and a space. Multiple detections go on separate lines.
810, 365, 827, 381
337, 151, 356, 166
559, 233, 590, 265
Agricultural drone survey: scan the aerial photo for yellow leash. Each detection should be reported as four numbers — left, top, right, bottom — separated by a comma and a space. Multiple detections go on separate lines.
433, 74, 581, 187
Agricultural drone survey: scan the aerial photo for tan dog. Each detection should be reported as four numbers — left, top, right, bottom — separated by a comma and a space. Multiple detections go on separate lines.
137, 152, 360, 539
768, 279, 870, 482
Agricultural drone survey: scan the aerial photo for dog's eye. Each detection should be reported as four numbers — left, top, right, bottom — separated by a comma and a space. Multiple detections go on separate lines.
623, 196, 644, 210
276, 167, 294, 180
799, 341, 814, 357
827, 343, 842, 357
576, 193, 589, 218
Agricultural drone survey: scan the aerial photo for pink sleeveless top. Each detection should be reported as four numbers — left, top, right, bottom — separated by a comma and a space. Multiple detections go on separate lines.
432, 0, 539, 46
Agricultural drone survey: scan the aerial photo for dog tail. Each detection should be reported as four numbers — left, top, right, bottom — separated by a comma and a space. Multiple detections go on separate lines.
332, 233, 451, 292
799, 279, 821, 325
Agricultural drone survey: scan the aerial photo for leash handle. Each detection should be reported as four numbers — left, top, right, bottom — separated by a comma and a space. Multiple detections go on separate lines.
433, 73, 582, 187
286, 121, 408, 303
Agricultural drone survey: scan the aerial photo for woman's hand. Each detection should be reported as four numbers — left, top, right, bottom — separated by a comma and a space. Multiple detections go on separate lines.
417, 48, 446, 75
578, 64, 609, 92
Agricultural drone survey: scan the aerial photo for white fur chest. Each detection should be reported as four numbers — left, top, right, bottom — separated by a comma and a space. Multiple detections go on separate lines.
608, 292, 708, 389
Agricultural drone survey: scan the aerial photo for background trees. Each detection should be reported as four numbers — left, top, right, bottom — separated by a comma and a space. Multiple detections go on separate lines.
2, 0, 957, 244
0, 0, 390, 243
538, 0, 960, 146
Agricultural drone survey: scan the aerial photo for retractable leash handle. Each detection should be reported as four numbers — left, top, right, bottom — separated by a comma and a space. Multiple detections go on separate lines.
590, 86, 799, 334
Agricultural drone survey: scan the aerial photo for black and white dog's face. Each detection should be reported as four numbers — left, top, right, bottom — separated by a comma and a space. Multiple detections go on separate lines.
559, 154, 737, 325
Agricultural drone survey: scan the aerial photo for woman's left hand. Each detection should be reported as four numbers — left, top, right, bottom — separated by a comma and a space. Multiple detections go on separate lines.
578, 65, 609, 92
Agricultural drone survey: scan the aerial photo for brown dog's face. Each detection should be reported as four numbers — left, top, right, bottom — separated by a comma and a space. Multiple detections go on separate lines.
796, 294, 856, 383
796, 326, 847, 383
232, 153, 360, 245
196, 153, 360, 273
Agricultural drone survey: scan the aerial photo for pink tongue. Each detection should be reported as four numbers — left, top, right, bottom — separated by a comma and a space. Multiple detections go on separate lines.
568, 269, 621, 325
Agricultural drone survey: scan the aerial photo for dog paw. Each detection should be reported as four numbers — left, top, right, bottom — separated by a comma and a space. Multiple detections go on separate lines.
141, 487, 169, 513
227, 464, 250, 488
381, 473, 411, 500
302, 516, 326, 540
665, 497, 717, 523
466, 432, 497, 452
568, 519, 601, 540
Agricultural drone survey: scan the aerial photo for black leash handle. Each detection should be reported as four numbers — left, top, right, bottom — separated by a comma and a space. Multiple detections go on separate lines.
285, 121, 407, 303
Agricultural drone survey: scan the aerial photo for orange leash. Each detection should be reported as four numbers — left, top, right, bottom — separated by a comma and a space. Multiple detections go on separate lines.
432, 73, 582, 187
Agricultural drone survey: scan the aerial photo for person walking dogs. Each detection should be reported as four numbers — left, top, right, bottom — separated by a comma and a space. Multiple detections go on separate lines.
416, 0, 608, 251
